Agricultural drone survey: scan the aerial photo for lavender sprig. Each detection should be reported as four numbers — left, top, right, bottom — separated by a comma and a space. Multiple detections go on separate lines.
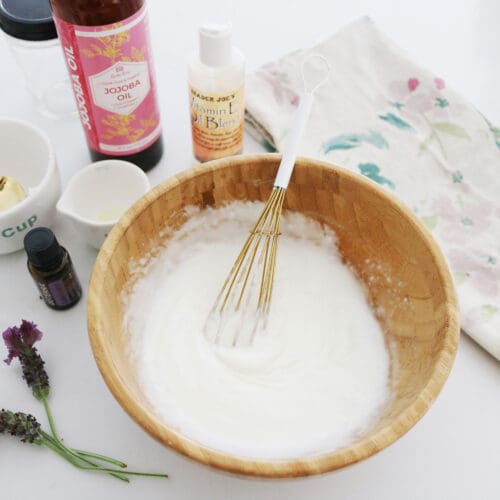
2, 321, 167, 482
3, 321, 49, 400
0, 409, 168, 482
0, 409, 42, 444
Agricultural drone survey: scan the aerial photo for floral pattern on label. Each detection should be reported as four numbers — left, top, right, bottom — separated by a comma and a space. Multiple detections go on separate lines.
54, 5, 161, 155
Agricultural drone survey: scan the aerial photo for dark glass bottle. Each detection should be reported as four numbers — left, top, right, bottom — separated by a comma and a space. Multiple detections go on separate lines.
24, 228, 82, 310
50, 0, 163, 171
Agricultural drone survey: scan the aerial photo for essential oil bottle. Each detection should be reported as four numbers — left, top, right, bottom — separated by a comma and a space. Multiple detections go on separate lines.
24, 227, 82, 310
50, 0, 163, 171
188, 23, 245, 162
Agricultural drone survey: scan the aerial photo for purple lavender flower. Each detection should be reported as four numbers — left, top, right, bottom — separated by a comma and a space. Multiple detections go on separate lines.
1, 321, 167, 482
2, 320, 49, 400
3, 320, 42, 364
3, 327, 23, 365
0, 409, 42, 444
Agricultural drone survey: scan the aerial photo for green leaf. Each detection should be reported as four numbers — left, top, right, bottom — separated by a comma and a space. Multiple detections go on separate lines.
379, 113, 414, 131
322, 131, 388, 154
419, 135, 432, 152
421, 215, 438, 230
435, 97, 449, 108
476, 112, 500, 150
481, 305, 499, 317
358, 163, 395, 189
390, 101, 404, 110
453, 271, 467, 285
432, 122, 470, 139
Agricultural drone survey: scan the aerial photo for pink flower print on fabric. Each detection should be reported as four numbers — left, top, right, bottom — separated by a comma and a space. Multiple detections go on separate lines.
256, 63, 300, 107
448, 248, 499, 296
434, 77, 446, 90
408, 78, 420, 92
432, 191, 495, 243
405, 93, 436, 114
382, 75, 470, 159
387, 77, 446, 115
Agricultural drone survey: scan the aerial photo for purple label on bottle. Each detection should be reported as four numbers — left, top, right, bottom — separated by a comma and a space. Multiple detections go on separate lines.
47, 278, 73, 307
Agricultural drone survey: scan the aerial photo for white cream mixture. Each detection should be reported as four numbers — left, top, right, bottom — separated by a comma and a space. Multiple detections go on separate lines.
123, 202, 390, 459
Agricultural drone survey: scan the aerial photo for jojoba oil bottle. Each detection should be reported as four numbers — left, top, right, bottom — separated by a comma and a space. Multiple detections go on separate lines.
50, 0, 163, 171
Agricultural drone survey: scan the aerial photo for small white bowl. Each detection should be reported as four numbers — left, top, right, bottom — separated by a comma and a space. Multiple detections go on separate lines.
0, 118, 61, 255
57, 160, 150, 249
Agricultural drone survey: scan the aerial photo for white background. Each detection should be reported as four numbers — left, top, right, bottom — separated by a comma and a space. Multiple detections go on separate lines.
1, 1, 499, 499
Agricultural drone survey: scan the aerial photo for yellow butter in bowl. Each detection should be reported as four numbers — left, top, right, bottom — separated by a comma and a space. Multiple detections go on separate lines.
97, 206, 125, 222
0, 176, 27, 212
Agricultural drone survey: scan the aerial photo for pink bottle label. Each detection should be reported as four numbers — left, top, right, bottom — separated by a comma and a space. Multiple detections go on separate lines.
54, 5, 161, 155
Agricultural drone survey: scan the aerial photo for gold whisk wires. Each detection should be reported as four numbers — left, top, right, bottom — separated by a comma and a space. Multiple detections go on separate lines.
206, 54, 330, 346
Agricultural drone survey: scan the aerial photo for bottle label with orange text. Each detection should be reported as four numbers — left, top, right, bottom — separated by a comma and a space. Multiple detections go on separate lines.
190, 85, 244, 162
53, 4, 161, 155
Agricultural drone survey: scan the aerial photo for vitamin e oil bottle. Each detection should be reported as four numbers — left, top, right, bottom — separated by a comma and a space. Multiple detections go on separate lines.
188, 24, 245, 162
50, 0, 163, 171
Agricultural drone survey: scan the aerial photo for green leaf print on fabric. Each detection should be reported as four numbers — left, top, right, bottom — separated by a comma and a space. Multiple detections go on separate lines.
420, 121, 469, 160
260, 137, 277, 152
390, 101, 404, 110
479, 113, 500, 150
452, 171, 463, 183
481, 305, 499, 317
492, 126, 500, 150
358, 163, 395, 189
421, 215, 438, 230
435, 97, 449, 108
322, 131, 388, 153
432, 122, 470, 139
378, 112, 414, 131
453, 271, 468, 285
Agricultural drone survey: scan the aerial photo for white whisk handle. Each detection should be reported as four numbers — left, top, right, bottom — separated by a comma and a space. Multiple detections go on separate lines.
273, 92, 314, 189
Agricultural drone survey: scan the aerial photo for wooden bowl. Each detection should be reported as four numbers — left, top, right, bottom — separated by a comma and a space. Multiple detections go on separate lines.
88, 155, 459, 478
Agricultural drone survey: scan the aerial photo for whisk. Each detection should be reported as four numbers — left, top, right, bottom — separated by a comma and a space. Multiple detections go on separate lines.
207, 54, 330, 346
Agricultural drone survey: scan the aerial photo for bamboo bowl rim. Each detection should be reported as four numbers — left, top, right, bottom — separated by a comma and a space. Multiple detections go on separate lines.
88, 154, 460, 478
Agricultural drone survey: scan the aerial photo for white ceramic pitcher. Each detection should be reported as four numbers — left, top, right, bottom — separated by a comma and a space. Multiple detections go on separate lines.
57, 160, 150, 249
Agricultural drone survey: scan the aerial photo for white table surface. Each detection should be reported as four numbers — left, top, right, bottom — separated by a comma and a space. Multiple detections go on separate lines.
1, 1, 499, 498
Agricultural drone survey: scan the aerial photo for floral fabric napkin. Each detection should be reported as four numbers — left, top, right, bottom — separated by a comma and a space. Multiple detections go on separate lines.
245, 17, 500, 360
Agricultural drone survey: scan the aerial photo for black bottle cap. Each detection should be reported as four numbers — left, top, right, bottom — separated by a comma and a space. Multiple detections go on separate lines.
24, 227, 64, 270
0, 0, 57, 42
